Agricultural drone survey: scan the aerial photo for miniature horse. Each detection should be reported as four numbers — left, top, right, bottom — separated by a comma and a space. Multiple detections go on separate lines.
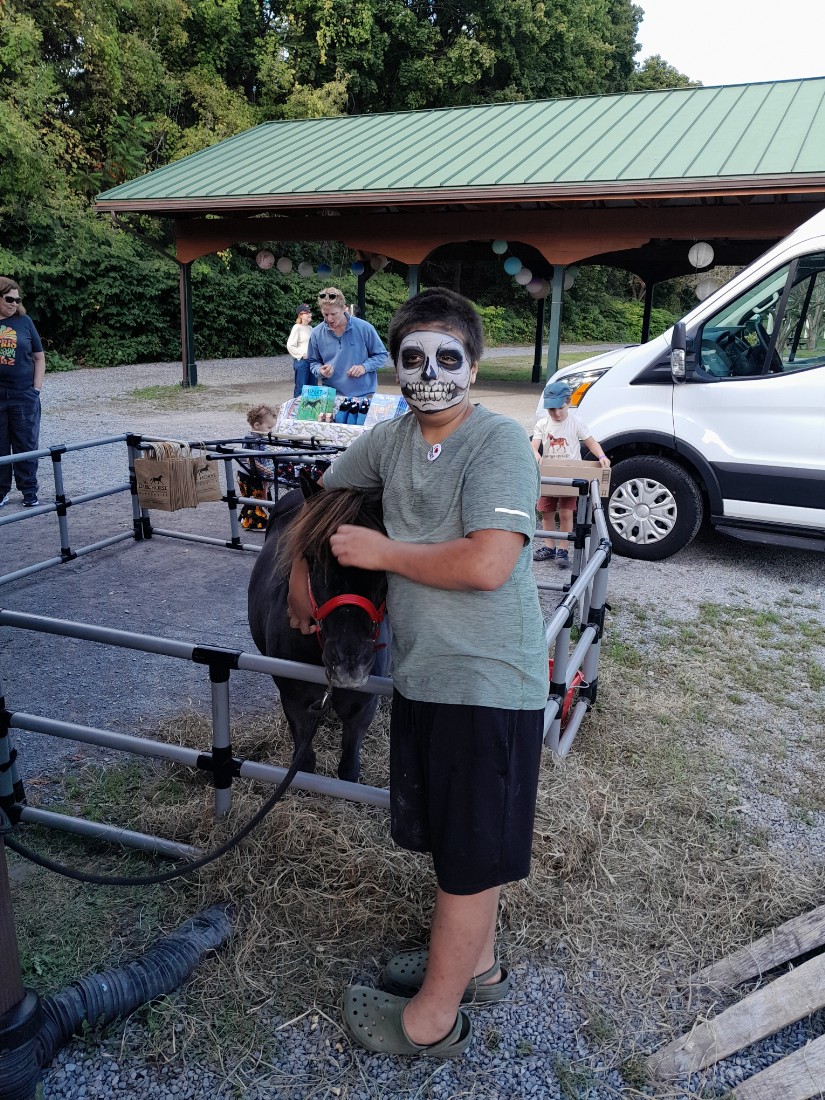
247, 477, 391, 783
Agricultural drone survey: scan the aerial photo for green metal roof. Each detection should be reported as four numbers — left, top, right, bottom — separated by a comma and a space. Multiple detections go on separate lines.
96, 78, 825, 211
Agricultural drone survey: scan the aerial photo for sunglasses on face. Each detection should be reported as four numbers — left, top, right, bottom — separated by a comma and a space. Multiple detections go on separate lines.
317, 293, 340, 301
3, 296, 21, 305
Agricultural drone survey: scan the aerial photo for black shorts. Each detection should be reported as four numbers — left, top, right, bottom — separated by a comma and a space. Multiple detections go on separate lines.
389, 691, 544, 895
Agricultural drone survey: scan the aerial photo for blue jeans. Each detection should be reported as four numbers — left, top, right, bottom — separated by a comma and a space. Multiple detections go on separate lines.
293, 358, 312, 397
0, 386, 41, 498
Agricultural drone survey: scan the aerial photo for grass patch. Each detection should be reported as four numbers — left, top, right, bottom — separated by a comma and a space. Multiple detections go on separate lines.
476, 351, 593, 383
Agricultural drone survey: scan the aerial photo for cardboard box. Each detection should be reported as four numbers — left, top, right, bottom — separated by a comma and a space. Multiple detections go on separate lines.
539, 459, 611, 497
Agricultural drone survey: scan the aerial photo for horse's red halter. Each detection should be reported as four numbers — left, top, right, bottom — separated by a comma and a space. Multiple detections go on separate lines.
307, 576, 386, 650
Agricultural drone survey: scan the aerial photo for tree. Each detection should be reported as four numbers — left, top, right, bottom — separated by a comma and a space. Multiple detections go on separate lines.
629, 54, 698, 91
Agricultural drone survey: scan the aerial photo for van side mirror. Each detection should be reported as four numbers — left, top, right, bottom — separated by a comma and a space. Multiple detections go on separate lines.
671, 321, 687, 383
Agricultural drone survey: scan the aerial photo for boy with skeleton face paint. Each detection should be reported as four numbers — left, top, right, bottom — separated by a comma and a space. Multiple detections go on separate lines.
287, 289, 547, 1059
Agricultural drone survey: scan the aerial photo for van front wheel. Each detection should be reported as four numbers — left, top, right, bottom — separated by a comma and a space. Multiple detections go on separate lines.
606, 457, 703, 560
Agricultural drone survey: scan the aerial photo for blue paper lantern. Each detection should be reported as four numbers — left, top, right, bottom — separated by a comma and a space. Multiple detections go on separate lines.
504, 256, 522, 275
317, 263, 332, 275
351, 260, 365, 275
491, 240, 508, 255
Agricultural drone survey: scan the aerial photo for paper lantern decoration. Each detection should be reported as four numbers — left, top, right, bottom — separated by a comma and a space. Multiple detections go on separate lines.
695, 278, 719, 301
526, 277, 544, 294
491, 240, 508, 255
351, 260, 365, 275
504, 256, 522, 276
514, 268, 533, 286
563, 265, 579, 291
370, 255, 389, 270
276, 256, 293, 274
255, 250, 274, 270
529, 280, 551, 299
317, 263, 332, 275
688, 242, 714, 270
297, 261, 314, 277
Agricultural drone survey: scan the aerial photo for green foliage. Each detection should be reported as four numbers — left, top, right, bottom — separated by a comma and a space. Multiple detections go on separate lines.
630, 54, 699, 91
0, 0, 695, 364
45, 350, 78, 373
563, 298, 677, 343
476, 304, 534, 347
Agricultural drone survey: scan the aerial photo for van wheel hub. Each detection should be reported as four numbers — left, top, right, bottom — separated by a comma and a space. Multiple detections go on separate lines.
609, 477, 677, 545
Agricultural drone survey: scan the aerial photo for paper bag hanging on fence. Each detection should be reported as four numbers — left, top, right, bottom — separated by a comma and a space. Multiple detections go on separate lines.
135, 442, 198, 511
191, 451, 222, 503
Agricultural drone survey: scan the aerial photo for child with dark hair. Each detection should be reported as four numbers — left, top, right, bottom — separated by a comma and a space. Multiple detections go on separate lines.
287, 287, 548, 1058
237, 404, 277, 530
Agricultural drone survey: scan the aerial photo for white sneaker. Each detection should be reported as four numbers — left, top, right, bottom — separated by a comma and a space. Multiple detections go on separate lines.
0, 493, 10, 507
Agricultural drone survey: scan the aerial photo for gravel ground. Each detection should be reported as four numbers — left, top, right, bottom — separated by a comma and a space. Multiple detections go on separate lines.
2, 353, 824, 1100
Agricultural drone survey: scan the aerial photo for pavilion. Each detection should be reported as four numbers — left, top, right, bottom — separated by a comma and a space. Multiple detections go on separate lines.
95, 77, 825, 386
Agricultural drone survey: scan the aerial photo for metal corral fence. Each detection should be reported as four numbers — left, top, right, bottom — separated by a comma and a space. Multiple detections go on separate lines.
0, 434, 610, 859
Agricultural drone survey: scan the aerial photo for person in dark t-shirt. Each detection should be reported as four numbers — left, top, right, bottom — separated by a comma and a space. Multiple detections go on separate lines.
0, 277, 45, 508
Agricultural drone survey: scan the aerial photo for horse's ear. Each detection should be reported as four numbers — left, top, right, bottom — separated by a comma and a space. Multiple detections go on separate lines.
300, 469, 322, 499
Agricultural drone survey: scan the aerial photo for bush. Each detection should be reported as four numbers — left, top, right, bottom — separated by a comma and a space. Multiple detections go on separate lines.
45, 349, 78, 372
476, 304, 534, 347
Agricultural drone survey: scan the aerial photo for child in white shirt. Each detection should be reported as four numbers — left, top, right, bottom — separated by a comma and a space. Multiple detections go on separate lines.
531, 380, 610, 568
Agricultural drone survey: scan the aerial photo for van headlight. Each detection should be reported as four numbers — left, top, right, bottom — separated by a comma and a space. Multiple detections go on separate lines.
561, 366, 610, 407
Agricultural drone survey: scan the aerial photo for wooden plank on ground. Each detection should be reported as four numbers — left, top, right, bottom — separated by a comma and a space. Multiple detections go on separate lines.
693, 902, 825, 989
732, 1033, 825, 1100
648, 953, 825, 1080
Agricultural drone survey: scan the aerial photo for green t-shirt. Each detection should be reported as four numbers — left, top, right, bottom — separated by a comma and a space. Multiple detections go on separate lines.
323, 405, 548, 709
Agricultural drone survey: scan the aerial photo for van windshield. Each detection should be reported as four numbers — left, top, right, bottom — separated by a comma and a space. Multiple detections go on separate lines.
699, 254, 825, 378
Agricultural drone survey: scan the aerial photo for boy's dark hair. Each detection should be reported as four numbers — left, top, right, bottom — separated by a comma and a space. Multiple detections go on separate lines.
247, 404, 276, 428
388, 288, 484, 364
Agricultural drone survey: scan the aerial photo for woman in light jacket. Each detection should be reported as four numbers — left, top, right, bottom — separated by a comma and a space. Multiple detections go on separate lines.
286, 304, 313, 397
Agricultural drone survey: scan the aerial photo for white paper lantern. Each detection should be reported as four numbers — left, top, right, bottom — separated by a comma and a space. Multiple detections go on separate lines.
531, 279, 551, 299
276, 256, 293, 274
688, 242, 714, 270
695, 278, 719, 301
370, 255, 389, 270
491, 239, 508, 255
514, 268, 533, 286
563, 265, 579, 291
297, 261, 314, 277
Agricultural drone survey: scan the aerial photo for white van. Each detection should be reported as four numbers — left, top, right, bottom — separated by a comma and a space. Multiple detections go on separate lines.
551, 209, 825, 560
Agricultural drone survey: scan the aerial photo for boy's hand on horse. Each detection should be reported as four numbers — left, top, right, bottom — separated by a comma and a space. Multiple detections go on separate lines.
329, 524, 390, 571
286, 555, 318, 634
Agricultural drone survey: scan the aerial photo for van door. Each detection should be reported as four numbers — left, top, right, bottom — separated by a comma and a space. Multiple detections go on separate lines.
675, 253, 825, 535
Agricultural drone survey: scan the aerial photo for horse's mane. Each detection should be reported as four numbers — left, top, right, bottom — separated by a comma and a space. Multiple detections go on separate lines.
277, 487, 385, 571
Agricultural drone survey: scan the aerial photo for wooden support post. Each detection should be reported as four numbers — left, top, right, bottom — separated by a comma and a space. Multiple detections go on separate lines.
407, 264, 420, 298
0, 839, 25, 1016
179, 261, 197, 389
641, 280, 655, 343
545, 265, 565, 381
532, 296, 546, 384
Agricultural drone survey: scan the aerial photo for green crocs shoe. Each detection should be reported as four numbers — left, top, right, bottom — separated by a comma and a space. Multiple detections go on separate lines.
342, 986, 472, 1057
382, 947, 510, 1003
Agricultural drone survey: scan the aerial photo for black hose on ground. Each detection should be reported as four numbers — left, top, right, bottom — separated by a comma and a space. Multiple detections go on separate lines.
0, 904, 233, 1100
36, 903, 233, 1067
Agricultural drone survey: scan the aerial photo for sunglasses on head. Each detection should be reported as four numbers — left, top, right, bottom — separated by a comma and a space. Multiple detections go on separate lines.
317, 292, 340, 301
3, 296, 21, 305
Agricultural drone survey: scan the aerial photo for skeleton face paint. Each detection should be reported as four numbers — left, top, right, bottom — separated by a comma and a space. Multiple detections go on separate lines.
396, 331, 474, 412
